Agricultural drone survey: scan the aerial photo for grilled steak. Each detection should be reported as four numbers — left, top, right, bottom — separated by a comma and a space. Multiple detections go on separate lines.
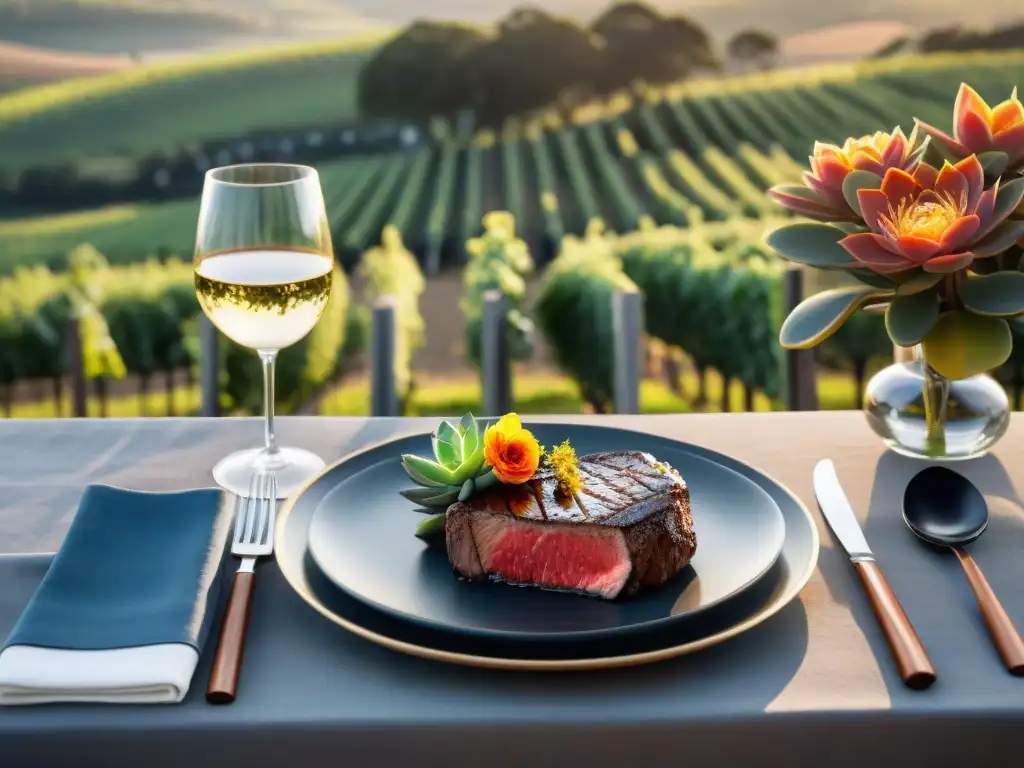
445, 451, 696, 599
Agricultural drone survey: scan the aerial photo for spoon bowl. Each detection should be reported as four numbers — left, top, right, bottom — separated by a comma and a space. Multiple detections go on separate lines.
902, 465, 1024, 676
903, 466, 989, 548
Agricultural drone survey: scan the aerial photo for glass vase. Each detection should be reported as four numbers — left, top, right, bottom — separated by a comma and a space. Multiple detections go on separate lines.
863, 345, 1010, 461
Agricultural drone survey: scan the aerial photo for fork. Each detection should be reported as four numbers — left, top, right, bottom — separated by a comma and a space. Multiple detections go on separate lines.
207, 471, 277, 704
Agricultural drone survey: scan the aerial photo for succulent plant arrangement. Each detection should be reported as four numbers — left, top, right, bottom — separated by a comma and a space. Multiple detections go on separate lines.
399, 412, 499, 512
399, 412, 581, 542
765, 83, 1024, 384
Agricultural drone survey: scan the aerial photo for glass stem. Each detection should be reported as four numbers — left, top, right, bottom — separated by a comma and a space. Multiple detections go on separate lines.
259, 350, 279, 457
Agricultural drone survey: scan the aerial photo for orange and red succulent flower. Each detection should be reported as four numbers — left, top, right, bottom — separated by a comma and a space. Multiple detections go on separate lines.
838, 155, 1024, 275
768, 126, 929, 221
764, 81, 1024, 384
915, 84, 1024, 171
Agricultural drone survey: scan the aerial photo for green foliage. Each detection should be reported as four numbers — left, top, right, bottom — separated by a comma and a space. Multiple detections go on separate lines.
529, 135, 566, 248
818, 310, 892, 376
462, 212, 535, 370
65, 245, 127, 381
354, 226, 425, 404
0, 253, 192, 385
0, 241, 351, 414
618, 223, 785, 398
535, 221, 637, 411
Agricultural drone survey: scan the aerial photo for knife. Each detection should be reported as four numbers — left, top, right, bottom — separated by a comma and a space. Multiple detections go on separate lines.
813, 459, 936, 690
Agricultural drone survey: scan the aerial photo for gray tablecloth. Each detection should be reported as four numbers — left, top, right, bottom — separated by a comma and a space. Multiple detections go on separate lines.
2, 414, 1024, 768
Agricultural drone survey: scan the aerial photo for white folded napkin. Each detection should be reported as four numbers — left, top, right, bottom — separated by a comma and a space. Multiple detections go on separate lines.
0, 484, 233, 706
0, 644, 199, 705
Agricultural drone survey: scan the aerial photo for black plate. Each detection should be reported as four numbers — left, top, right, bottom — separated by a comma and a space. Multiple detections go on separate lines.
305, 424, 786, 644
274, 424, 820, 669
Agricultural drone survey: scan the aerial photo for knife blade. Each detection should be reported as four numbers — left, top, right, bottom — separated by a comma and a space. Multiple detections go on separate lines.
813, 459, 936, 690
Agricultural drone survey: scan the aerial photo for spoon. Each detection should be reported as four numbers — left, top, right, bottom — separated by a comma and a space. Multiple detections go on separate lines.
903, 466, 1024, 675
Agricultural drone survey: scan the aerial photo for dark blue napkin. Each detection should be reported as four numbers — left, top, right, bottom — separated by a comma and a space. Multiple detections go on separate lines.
4, 484, 234, 651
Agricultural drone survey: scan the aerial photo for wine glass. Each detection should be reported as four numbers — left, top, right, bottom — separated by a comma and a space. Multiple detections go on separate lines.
194, 163, 334, 498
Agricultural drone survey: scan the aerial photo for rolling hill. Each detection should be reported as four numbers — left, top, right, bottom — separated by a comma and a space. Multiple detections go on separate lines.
0, 0, 391, 54
2, 50, 1021, 278
0, 40, 132, 93
0, 32, 389, 172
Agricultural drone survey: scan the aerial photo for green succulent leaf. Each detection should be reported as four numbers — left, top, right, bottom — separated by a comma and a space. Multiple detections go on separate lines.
978, 150, 1010, 179
437, 419, 461, 445
401, 485, 461, 508
833, 222, 869, 235
401, 454, 458, 486
970, 220, 1024, 258
987, 178, 1024, 234
453, 444, 486, 482
972, 258, 1004, 275
399, 486, 458, 505
959, 272, 1024, 316
474, 467, 497, 490
885, 289, 940, 346
780, 286, 893, 349
848, 268, 898, 289
458, 478, 474, 502
434, 420, 463, 464
921, 311, 1013, 380
433, 438, 460, 469
767, 184, 827, 207
763, 223, 859, 269
400, 456, 449, 487
460, 412, 481, 458
842, 170, 882, 217
414, 514, 447, 541
895, 271, 944, 296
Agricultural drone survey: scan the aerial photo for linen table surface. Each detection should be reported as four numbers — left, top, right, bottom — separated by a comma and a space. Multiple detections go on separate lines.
2, 413, 1023, 768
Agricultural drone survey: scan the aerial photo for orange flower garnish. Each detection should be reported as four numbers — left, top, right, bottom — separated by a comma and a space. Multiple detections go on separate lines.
483, 413, 541, 485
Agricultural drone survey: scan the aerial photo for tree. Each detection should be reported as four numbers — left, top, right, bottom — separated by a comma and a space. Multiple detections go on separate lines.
727, 30, 779, 72
591, 2, 718, 91
455, 7, 604, 124
358, 2, 718, 127
357, 21, 487, 122
871, 36, 912, 58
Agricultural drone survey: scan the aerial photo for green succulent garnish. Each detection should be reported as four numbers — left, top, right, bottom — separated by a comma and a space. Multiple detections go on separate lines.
399, 412, 498, 509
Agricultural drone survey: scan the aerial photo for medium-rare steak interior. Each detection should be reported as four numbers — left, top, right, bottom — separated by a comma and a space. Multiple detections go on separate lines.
445, 451, 696, 599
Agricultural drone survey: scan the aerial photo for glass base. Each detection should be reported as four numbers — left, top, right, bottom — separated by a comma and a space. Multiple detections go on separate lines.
863, 356, 1010, 462
212, 446, 326, 498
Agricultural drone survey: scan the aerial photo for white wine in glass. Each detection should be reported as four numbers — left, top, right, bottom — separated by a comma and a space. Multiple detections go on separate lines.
194, 164, 335, 498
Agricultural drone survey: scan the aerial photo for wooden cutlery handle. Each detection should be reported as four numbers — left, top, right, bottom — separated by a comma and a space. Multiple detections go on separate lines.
207, 570, 255, 704
854, 560, 936, 690
953, 549, 1024, 675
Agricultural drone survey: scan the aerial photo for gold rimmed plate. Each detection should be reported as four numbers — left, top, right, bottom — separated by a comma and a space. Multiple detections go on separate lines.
275, 424, 820, 670
304, 424, 786, 644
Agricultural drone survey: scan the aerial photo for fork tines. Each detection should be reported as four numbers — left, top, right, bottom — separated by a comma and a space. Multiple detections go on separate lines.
233, 472, 277, 550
